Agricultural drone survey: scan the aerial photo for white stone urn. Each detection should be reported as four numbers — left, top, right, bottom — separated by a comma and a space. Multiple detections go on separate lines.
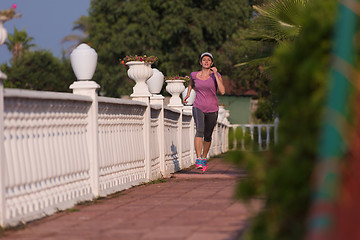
126, 61, 153, 97
0, 19, 8, 79
181, 87, 196, 106
0, 19, 8, 45
166, 80, 185, 107
70, 43, 98, 80
146, 68, 164, 95
218, 105, 226, 122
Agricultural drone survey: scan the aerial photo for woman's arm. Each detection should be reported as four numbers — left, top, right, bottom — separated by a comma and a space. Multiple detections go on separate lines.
211, 67, 225, 95
183, 78, 194, 103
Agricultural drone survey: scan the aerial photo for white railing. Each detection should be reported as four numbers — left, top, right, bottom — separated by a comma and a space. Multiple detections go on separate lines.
0, 82, 229, 227
230, 118, 279, 151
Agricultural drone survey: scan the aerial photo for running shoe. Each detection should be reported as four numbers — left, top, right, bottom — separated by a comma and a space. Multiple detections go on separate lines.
195, 158, 203, 169
201, 158, 208, 172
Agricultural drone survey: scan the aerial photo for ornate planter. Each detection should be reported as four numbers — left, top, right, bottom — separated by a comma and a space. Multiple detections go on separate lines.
181, 87, 196, 106
70, 44, 97, 81
0, 19, 8, 79
147, 68, 164, 95
218, 105, 226, 122
126, 61, 153, 97
0, 19, 8, 45
166, 80, 185, 107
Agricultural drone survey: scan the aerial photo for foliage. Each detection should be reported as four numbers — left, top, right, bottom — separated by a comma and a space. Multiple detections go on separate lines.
234, 0, 309, 67
228, 127, 234, 149
164, 75, 190, 81
88, 0, 252, 97
253, 0, 310, 42
254, 98, 273, 123
229, 0, 310, 122
120, 55, 158, 65
5, 27, 36, 60
0, 4, 21, 20
221, 25, 272, 99
1, 50, 76, 92
228, 0, 338, 239
61, 15, 90, 55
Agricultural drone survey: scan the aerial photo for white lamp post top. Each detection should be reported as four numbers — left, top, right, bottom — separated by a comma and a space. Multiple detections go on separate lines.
70, 43, 98, 81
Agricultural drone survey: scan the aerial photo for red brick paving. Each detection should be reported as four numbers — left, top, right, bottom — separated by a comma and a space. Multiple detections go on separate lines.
0, 157, 263, 240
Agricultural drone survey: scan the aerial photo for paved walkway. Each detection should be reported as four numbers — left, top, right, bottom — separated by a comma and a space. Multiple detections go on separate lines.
0, 157, 263, 240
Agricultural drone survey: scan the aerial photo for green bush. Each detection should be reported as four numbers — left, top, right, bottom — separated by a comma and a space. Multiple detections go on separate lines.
227, 0, 340, 239
254, 98, 274, 123
228, 127, 235, 149
1, 50, 76, 92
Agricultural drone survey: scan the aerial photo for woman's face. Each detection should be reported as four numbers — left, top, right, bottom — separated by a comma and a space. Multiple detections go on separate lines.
201, 56, 213, 68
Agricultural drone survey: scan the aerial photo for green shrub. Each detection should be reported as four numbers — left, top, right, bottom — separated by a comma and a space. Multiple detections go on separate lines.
228, 0, 340, 239
1, 50, 76, 92
228, 127, 234, 149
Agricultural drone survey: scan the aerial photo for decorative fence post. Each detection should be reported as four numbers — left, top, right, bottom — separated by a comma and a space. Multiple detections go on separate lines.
148, 68, 165, 178
166, 80, 185, 168
0, 74, 6, 226
274, 117, 279, 144
183, 106, 195, 166
69, 44, 101, 196
135, 96, 151, 181
150, 95, 165, 176
0, 9, 17, 225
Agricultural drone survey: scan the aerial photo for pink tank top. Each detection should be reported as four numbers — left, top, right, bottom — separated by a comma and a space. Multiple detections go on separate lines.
191, 71, 220, 113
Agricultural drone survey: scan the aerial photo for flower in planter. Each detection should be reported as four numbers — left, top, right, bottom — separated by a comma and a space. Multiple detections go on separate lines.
0, 4, 21, 21
120, 55, 158, 67
165, 75, 190, 86
165, 75, 190, 81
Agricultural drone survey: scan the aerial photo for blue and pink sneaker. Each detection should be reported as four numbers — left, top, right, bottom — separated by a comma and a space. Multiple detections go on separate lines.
201, 158, 208, 172
195, 157, 203, 169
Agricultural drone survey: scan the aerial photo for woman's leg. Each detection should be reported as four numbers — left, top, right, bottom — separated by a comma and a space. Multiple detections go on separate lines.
194, 137, 203, 158
192, 107, 205, 159
202, 111, 218, 158
202, 141, 211, 159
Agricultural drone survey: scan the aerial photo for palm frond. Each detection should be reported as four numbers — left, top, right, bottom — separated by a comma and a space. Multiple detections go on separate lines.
234, 56, 271, 67
61, 34, 86, 44
253, 0, 308, 42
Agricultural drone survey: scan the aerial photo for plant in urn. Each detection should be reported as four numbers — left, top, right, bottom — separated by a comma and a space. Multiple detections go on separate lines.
120, 55, 158, 97
0, 4, 21, 79
165, 76, 186, 107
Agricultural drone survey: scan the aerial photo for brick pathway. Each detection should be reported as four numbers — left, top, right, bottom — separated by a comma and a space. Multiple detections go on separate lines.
0, 157, 263, 240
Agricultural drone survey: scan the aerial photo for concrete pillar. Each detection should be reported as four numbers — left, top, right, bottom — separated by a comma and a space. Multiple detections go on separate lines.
70, 81, 100, 196
150, 95, 165, 176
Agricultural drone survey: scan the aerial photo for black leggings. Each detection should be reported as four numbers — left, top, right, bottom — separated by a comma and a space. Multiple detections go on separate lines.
192, 107, 218, 142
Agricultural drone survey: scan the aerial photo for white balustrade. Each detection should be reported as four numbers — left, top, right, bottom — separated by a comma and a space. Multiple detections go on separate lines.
230, 118, 279, 151
97, 97, 148, 195
150, 105, 162, 180
181, 113, 193, 168
2, 89, 93, 226
163, 107, 181, 175
0, 84, 230, 227
0, 42, 231, 226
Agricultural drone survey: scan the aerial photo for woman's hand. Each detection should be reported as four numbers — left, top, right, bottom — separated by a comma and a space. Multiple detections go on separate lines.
183, 95, 189, 104
183, 84, 193, 104
211, 67, 225, 95
210, 67, 218, 74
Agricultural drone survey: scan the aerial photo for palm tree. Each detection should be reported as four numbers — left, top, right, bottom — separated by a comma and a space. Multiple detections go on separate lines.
235, 0, 309, 67
61, 15, 89, 55
253, 0, 309, 42
5, 27, 36, 60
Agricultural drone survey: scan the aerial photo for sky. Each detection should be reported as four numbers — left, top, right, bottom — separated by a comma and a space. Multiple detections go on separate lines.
0, 0, 91, 64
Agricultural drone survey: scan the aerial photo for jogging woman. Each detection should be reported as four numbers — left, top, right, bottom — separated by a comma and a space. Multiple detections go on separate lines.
183, 52, 225, 172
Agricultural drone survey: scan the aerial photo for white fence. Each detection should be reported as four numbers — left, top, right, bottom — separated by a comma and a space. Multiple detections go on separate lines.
230, 118, 279, 151
0, 80, 229, 227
